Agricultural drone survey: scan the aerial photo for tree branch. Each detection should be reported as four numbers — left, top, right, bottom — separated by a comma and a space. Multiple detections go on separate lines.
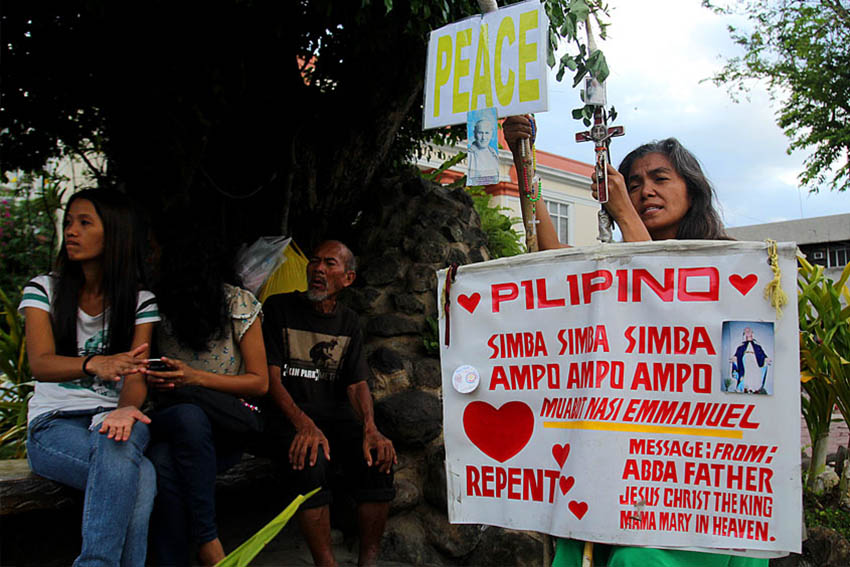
73, 147, 105, 183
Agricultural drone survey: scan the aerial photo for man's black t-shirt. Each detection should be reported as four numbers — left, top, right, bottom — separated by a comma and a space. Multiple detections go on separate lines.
262, 293, 368, 421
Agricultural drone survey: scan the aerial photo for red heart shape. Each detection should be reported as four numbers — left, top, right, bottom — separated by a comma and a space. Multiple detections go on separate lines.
729, 274, 758, 295
463, 401, 534, 463
552, 444, 570, 468
457, 293, 481, 314
569, 500, 589, 520
559, 476, 575, 495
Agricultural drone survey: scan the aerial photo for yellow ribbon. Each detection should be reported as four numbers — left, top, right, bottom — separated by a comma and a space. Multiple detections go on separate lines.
764, 239, 788, 319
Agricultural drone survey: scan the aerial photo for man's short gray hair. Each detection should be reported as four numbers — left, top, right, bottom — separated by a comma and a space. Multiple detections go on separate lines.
320, 240, 357, 272
343, 249, 357, 272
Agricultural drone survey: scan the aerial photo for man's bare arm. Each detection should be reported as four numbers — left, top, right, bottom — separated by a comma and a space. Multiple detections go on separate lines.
267, 364, 330, 469
346, 381, 396, 473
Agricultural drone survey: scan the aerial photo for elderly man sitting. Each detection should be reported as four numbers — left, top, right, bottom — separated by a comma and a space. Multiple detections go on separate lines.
254, 240, 396, 567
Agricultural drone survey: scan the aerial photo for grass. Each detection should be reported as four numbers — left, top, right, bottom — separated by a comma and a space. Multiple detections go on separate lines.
804, 490, 850, 541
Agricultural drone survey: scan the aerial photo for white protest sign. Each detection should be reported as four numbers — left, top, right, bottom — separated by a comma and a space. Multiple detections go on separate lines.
438, 241, 801, 556
423, 0, 549, 129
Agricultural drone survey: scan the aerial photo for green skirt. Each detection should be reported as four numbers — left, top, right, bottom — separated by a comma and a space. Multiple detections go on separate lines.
553, 538, 769, 567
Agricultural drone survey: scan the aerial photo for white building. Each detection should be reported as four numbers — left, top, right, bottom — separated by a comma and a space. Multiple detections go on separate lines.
726, 214, 850, 279
419, 128, 600, 247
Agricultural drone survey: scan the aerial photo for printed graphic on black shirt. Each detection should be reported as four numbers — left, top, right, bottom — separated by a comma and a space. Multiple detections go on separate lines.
282, 328, 351, 383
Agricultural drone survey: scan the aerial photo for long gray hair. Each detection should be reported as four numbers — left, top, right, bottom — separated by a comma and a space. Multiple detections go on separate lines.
618, 138, 730, 240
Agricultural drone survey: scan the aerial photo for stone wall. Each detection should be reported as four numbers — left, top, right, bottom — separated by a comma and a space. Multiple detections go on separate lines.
339, 172, 545, 565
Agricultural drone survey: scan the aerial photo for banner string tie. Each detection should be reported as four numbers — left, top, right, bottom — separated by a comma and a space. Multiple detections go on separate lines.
444, 263, 459, 347
764, 239, 788, 319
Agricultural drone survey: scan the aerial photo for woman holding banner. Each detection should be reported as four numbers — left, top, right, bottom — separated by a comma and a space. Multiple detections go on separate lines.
503, 117, 729, 245
504, 117, 763, 567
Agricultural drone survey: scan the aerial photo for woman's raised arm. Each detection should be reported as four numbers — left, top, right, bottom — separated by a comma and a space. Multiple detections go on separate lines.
592, 163, 650, 243
503, 116, 570, 251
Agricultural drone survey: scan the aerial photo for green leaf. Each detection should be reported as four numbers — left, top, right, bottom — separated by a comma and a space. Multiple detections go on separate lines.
548, 27, 559, 67
556, 66, 566, 82
835, 261, 850, 291
420, 152, 467, 182
559, 14, 577, 40
569, 0, 590, 23
546, 2, 564, 28
560, 53, 577, 71
586, 50, 610, 83
572, 108, 584, 119
572, 67, 589, 88
217, 487, 321, 567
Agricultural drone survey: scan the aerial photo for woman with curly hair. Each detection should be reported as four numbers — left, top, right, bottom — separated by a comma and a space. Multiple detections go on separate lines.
144, 223, 268, 567
504, 117, 763, 567
20, 188, 159, 566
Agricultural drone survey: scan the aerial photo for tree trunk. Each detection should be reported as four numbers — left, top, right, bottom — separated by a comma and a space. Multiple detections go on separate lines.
840, 442, 850, 508
808, 433, 830, 492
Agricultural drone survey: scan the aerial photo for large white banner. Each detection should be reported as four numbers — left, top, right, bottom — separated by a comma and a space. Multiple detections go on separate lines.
423, 0, 549, 129
438, 241, 801, 556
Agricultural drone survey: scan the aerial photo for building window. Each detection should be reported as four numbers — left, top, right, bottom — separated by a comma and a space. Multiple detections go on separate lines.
830, 246, 850, 268
545, 199, 570, 244
804, 247, 828, 267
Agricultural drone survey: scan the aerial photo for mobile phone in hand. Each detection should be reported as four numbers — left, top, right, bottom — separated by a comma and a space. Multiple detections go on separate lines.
146, 358, 171, 372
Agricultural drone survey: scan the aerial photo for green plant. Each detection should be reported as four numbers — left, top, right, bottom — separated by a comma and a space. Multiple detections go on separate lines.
423, 316, 440, 357
420, 151, 468, 183
466, 187, 525, 259
418, 149, 526, 260
804, 491, 850, 541
798, 256, 850, 492
0, 287, 34, 459
705, 0, 850, 192
218, 487, 320, 566
0, 169, 64, 307
800, 370, 835, 491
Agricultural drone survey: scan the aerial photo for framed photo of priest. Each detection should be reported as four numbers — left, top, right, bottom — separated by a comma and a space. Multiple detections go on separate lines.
467, 108, 499, 186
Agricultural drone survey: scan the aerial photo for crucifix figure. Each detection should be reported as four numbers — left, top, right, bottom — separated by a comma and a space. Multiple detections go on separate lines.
575, 93, 624, 243
575, 106, 624, 205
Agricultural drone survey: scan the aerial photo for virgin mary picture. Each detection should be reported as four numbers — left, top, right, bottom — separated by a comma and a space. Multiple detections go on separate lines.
721, 321, 774, 395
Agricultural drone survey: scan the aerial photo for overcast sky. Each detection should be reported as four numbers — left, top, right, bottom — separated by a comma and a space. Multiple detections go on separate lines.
534, 0, 849, 228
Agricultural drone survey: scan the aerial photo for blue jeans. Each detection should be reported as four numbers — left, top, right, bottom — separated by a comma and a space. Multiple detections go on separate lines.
27, 408, 156, 567
148, 403, 243, 566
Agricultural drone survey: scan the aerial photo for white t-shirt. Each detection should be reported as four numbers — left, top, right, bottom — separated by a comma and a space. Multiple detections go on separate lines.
19, 274, 161, 423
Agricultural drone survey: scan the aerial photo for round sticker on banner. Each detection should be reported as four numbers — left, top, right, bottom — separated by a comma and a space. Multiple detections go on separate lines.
452, 365, 480, 394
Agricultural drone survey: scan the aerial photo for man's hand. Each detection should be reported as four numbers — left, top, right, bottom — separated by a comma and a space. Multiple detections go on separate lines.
363, 426, 396, 474
289, 415, 330, 470
99, 406, 151, 441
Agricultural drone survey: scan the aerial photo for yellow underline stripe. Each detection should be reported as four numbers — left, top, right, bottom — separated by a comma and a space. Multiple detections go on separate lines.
542, 420, 744, 439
